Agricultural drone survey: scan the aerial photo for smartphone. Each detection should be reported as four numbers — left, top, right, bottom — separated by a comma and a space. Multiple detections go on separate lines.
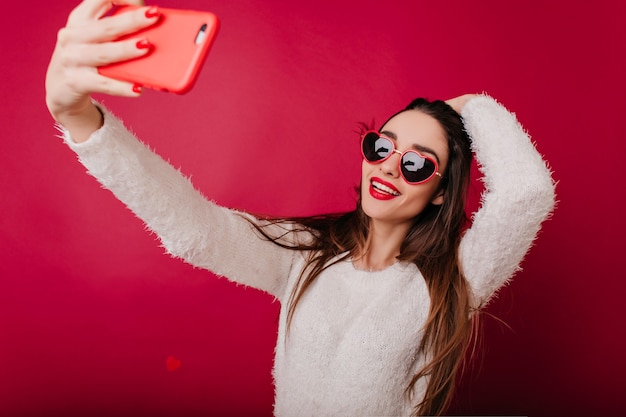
98, 6, 220, 94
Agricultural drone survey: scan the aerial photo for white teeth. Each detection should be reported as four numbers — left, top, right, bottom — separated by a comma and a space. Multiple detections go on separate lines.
372, 180, 400, 196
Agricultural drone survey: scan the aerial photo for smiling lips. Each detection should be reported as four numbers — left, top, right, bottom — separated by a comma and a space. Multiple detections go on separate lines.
369, 177, 401, 200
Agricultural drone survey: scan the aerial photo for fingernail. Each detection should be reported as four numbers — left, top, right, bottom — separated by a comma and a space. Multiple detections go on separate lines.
145, 6, 159, 18
132, 84, 143, 94
136, 39, 151, 50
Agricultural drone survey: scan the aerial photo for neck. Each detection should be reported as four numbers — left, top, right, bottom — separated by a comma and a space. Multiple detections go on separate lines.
354, 220, 410, 271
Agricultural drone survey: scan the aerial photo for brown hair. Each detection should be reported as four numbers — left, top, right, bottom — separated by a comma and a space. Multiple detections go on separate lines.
250, 98, 475, 416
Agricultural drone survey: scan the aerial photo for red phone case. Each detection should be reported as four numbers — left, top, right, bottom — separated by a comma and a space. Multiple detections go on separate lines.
98, 6, 220, 94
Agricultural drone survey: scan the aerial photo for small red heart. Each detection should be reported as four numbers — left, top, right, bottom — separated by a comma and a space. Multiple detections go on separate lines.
166, 355, 182, 372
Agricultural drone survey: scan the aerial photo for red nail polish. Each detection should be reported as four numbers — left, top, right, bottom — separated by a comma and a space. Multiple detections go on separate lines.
132, 84, 143, 94
145, 6, 159, 18
136, 39, 151, 50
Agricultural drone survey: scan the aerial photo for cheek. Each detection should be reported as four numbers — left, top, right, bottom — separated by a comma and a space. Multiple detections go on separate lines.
400, 185, 440, 212
361, 160, 373, 183
402, 195, 430, 214
361, 159, 369, 174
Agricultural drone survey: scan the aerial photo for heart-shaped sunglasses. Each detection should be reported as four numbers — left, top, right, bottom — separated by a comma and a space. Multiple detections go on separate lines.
361, 131, 441, 184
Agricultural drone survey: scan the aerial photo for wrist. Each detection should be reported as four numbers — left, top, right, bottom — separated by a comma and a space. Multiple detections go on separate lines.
55, 103, 104, 144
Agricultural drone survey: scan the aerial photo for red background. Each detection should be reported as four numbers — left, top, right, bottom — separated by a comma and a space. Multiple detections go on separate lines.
1, 0, 625, 416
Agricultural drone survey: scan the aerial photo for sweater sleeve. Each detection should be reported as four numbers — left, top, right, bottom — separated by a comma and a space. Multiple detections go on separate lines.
458, 95, 556, 308
58, 104, 298, 300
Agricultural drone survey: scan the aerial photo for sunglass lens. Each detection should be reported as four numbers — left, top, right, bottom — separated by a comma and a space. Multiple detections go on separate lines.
362, 132, 393, 162
401, 152, 436, 183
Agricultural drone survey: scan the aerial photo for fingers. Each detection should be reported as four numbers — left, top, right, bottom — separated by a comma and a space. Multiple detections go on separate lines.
53, 3, 159, 86
57, 30, 151, 67
47, 47, 142, 105
66, 5, 160, 43
445, 94, 477, 114
67, 0, 146, 23
49, 34, 148, 98
45, 0, 154, 120
79, 69, 143, 97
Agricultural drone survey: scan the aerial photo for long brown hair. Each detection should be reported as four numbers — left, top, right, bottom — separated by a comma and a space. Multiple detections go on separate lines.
250, 98, 475, 416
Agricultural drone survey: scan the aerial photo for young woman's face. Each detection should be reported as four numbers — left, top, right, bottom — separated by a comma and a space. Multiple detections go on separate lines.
361, 110, 449, 228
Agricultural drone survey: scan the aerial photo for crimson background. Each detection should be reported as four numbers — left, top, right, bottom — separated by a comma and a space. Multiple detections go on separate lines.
1, 1, 625, 416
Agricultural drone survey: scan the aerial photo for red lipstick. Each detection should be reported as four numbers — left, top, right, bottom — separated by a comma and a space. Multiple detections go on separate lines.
369, 177, 400, 200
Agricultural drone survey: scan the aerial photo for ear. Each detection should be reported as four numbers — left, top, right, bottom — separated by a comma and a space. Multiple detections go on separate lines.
431, 189, 445, 206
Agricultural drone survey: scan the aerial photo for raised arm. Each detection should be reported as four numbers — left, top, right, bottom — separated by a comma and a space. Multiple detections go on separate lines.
452, 95, 556, 308
46, 1, 298, 299
58, 106, 297, 298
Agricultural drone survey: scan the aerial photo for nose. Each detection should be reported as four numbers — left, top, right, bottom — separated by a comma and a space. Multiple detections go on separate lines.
379, 151, 402, 179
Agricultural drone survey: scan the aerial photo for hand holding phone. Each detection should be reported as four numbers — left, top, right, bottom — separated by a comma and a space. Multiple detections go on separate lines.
98, 6, 220, 94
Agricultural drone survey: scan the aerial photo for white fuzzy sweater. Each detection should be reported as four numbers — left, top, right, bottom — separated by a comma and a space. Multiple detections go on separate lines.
60, 95, 555, 416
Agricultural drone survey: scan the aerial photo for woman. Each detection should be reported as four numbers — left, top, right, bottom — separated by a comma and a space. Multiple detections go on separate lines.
45, 1, 556, 416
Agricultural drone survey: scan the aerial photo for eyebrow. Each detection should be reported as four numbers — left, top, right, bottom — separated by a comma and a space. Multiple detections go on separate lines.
380, 130, 441, 164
